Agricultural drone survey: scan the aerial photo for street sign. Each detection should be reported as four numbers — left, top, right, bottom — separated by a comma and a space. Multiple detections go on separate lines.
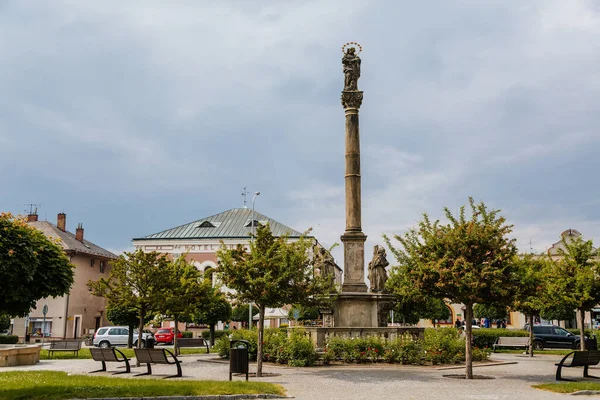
42, 304, 48, 316
293, 309, 300, 320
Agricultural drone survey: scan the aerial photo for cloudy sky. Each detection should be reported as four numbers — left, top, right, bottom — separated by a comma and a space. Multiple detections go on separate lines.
1, 0, 599, 264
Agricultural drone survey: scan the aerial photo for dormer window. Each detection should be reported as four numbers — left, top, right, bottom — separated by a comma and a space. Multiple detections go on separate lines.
197, 221, 216, 228
245, 220, 260, 228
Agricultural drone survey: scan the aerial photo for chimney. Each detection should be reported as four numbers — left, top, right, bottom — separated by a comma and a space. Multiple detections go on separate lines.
57, 213, 66, 232
75, 223, 84, 242
27, 212, 38, 222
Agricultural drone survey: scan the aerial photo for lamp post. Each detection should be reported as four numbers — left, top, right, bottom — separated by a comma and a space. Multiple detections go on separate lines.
249, 191, 260, 328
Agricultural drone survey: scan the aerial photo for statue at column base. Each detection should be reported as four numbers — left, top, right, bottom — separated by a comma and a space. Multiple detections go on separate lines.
341, 91, 363, 109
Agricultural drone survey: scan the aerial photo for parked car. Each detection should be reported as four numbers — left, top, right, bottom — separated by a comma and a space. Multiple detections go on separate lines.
525, 324, 582, 350
154, 327, 183, 345
92, 326, 154, 348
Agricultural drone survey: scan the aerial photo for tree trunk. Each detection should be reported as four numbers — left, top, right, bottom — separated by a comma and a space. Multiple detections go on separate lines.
209, 323, 215, 346
136, 310, 145, 367
528, 314, 534, 357
173, 315, 179, 355
127, 323, 134, 348
464, 304, 473, 379
579, 309, 586, 350
256, 305, 265, 377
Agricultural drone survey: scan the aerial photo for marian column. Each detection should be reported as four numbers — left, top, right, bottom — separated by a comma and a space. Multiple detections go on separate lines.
340, 43, 367, 293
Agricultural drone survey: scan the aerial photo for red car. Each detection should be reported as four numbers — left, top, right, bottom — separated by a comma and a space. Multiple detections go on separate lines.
154, 328, 183, 345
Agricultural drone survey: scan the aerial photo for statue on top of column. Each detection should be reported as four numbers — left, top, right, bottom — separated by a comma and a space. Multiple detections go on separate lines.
342, 46, 361, 91
368, 245, 389, 292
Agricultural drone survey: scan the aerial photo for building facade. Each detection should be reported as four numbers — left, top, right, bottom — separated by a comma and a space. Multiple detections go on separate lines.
12, 213, 117, 341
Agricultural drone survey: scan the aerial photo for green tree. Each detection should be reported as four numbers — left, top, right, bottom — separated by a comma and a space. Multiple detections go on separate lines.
545, 235, 600, 350
384, 198, 518, 379
106, 304, 150, 348
288, 304, 320, 323
88, 250, 170, 349
0, 213, 74, 317
511, 254, 548, 356
158, 255, 212, 354
217, 224, 334, 376
0, 313, 10, 331
231, 304, 258, 328
473, 303, 508, 321
194, 289, 232, 346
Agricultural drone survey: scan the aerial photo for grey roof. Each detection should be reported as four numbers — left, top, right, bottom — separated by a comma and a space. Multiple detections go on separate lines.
28, 221, 117, 259
135, 208, 305, 240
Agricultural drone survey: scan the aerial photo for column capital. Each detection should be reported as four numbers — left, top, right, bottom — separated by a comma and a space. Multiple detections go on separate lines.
341, 90, 363, 109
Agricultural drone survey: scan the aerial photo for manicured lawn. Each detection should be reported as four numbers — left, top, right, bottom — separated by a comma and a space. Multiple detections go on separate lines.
41, 346, 208, 359
0, 371, 285, 400
534, 382, 600, 393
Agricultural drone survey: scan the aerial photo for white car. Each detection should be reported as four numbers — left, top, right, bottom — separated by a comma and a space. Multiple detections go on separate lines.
92, 326, 154, 348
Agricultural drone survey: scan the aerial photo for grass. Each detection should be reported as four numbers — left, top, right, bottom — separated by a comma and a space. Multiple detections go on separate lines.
533, 382, 600, 393
0, 371, 285, 400
41, 346, 208, 360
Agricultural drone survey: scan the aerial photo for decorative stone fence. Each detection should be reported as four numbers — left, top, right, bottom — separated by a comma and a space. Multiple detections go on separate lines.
303, 327, 425, 348
0, 344, 41, 367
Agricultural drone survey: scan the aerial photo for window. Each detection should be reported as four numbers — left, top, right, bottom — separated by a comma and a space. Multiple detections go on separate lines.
198, 221, 216, 228
90, 259, 95, 267
554, 327, 570, 336
245, 219, 260, 227
96, 328, 108, 336
99, 261, 105, 273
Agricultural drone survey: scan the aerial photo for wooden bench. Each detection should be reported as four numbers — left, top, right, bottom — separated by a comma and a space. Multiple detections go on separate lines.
89, 348, 131, 375
492, 337, 529, 352
134, 348, 182, 379
555, 350, 600, 381
47, 340, 82, 357
175, 337, 210, 354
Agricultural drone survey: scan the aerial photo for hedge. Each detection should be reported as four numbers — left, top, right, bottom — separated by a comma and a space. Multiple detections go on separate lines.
0, 335, 19, 344
182, 331, 193, 338
201, 330, 229, 341
471, 328, 528, 348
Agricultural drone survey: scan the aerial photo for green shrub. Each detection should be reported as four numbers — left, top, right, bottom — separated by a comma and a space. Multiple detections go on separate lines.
471, 328, 528, 348
472, 346, 491, 361
0, 335, 18, 344
286, 328, 318, 367
423, 328, 464, 364
213, 329, 259, 361
567, 329, 594, 337
182, 331, 193, 338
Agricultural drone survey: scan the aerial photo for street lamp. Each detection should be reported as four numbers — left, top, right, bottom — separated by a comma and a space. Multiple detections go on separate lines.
249, 191, 260, 328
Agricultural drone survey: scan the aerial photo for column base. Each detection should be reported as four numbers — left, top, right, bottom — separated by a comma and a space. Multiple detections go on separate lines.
341, 283, 368, 293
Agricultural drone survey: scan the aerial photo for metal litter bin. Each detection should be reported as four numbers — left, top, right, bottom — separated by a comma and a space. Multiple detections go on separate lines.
229, 339, 250, 381
145, 338, 154, 349
585, 335, 597, 350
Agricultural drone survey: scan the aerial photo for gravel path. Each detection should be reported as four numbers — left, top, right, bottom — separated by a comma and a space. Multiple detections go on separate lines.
1, 352, 585, 399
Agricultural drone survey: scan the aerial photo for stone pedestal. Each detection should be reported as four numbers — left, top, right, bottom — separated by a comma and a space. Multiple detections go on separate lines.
340, 232, 367, 293
334, 292, 395, 327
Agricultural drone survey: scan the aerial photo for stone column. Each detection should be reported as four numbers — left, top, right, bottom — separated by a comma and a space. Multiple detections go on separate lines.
340, 88, 367, 292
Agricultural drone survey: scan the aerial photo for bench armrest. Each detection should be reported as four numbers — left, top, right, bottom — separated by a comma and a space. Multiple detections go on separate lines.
163, 348, 181, 365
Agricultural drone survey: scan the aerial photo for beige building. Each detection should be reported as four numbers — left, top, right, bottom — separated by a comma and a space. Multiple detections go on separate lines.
12, 212, 117, 341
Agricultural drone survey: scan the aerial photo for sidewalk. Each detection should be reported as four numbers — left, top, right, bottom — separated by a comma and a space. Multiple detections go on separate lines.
0, 352, 577, 399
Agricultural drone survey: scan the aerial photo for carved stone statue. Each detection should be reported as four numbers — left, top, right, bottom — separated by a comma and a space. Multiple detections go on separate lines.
368, 245, 389, 292
342, 47, 361, 91
314, 245, 337, 285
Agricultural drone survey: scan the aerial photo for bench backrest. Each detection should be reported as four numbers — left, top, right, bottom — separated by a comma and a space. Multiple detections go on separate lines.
89, 348, 104, 361
570, 350, 600, 367
134, 348, 168, 364
100, 348, 119, 362
497, 337, 529, 345
177, 338, 206, 346
50, 340, 81, 350
587, 350, 600, 365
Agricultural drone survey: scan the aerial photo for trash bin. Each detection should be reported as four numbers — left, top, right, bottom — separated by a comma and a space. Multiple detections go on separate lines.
145, 338, 154, 349
585, 335, 597, 350
229, 340, 250, 381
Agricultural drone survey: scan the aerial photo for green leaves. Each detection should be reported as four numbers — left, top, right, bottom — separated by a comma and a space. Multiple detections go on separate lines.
0, 213, 74, 317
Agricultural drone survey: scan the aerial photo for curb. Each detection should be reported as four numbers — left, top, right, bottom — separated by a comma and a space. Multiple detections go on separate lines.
570, 390, 600, 396
85, 395, 290, 400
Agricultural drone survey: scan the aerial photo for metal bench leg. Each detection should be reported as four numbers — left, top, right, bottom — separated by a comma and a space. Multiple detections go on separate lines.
91, 361, 107, 373
113, 359, 131, 375
164, 362, 182, 379
584, 365, 600, 379
134, 363, 152, 377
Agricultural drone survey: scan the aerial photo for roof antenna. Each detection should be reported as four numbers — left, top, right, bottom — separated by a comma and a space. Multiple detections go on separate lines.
529, 238, 533, 254
24, 203, 41, 215
242, 187, 248, 208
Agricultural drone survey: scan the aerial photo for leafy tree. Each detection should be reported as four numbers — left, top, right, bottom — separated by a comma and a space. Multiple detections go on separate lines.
540, 306, 575, 323
106, 304, 150, 348
88, 250, 170, 349
231, 304, 258, 328
157, 256, 212, 354
194, 289, 232, 346
217, 223, 334, 376
288, 304, 320, 323
0, 313, 10, 331
473, 303, 508, 321
384, 198, 518, 379
545, 235, 600, 350
0, 213, 74, 317
511, 254, 548, 356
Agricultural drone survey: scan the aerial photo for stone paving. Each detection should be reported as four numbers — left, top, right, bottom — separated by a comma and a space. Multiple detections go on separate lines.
1, 352, 592, 399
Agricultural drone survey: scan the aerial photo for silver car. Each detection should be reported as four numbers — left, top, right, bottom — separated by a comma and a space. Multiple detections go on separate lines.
93, 326, 154, 348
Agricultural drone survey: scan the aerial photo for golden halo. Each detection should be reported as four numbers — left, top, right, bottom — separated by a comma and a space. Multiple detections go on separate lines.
342, 42, 362, 54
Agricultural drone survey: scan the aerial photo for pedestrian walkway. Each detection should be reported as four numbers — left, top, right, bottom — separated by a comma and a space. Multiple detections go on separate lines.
0, 352, 583, 399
